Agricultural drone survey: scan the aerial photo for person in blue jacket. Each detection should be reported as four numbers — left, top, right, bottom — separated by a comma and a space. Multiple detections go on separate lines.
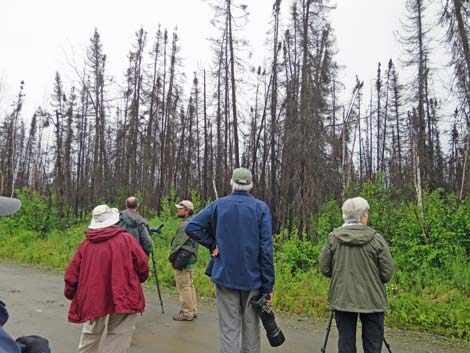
185, 167, 274, 353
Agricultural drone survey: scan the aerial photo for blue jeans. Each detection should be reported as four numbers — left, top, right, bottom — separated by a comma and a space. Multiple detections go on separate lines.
335, 311, 384, 353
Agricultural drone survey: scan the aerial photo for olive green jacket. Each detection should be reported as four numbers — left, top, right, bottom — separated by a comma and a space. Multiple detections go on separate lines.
319, 224, 394, 313
169, 217, 198, 265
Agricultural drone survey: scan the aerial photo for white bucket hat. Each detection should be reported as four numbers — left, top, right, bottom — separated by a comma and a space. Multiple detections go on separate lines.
89, 205, 120, 229
0, 196, 21, 216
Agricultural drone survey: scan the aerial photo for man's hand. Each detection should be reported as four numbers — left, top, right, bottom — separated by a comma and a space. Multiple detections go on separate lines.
267, 292, 273, 303
211, 245, 219, 257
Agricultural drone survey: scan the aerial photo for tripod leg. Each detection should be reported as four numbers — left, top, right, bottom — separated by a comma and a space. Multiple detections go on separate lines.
150, 251, 165, 313
383, 337, 392, 353
320, 311, 334, 353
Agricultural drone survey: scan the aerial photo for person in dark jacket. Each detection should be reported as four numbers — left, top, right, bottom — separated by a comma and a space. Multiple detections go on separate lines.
319, 197, 394, 353
186, 168, 274, 353
169, 200, 198, 321
64, 204, 149, 353
118, 196, 153, 255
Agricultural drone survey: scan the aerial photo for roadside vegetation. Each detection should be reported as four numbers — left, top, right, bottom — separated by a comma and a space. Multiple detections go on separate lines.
0, 183, 469, 340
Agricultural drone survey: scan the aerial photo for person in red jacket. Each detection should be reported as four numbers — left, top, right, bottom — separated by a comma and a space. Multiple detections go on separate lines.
64, 204, 149, 353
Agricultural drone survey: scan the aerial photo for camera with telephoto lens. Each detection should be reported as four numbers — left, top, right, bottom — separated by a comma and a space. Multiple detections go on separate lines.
251, 293, 285, 347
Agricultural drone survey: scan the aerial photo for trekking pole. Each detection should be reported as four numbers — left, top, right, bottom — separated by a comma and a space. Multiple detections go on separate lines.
147, 224, 165, 314
150, 250, 165, 314
320, 311, 334, 353
383, 337, 392, 353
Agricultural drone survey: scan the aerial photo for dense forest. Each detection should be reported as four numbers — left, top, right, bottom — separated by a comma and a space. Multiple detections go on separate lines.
0, 0, 469, 237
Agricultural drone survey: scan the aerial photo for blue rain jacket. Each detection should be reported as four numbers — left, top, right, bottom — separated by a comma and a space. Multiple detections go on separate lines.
186, 192, 274, 293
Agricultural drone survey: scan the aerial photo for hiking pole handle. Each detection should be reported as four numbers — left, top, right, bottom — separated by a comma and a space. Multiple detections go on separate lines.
321, 311, 334, 353
150, 250, 164, 314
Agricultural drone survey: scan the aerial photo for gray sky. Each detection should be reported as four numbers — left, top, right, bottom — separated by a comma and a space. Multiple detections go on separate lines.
0, 0, 410, 119
331, 1, 404, 95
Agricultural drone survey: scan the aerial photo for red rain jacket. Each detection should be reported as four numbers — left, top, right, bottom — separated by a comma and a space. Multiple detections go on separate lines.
64, 226, 149, 323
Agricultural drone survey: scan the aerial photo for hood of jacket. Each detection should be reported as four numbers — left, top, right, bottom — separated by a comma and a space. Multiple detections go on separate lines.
85, 226, 123, 243
119, 209, 139, 226
331, 224, 376, 246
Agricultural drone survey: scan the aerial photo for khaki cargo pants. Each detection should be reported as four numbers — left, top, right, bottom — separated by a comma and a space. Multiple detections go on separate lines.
76, 313, 137, 353
175, 267, 198, 317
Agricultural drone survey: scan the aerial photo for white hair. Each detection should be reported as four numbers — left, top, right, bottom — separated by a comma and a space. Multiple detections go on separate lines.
342, 197, 370, 223
230, 179, 253, 192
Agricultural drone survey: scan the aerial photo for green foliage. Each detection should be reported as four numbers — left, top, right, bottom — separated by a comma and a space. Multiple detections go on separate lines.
158, 185, 177, 221
274, 268, 329, 316
2, 189, 59, 236
316, 199, 342, 242
189, 190, 203, 213
445, 253, 470, 296
388, 288, 470, 339
0, 223, 84, 267
274, 232, 321, 274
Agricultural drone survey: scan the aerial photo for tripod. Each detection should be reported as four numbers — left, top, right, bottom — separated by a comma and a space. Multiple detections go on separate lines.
320, 311, 392, 353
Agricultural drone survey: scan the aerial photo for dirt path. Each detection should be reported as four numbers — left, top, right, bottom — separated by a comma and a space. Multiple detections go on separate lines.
0, 261, 469, 353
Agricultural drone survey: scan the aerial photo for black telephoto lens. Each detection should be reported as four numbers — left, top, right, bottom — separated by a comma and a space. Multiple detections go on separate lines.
251, 294, 286, 347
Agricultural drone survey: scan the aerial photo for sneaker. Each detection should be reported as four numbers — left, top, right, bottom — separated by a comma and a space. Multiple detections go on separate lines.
172, 311, 194, 321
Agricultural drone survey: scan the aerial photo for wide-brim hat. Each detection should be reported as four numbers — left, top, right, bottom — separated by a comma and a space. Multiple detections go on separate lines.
89, 205, 120, 229
0, 196, 22, 216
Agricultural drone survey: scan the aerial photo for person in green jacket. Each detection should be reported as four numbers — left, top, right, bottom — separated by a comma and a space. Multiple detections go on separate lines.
319, 197, 394, 353
169, 200, 198, 321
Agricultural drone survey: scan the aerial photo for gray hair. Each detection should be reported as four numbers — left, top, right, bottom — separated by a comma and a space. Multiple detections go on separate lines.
230, 179, 253, 192
342, 197, 370, 223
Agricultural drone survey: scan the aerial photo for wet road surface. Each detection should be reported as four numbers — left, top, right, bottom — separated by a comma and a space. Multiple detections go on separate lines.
0, 261, 469, 353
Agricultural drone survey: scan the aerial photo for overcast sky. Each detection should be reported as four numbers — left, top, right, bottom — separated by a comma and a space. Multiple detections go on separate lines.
1, 0, 409, 119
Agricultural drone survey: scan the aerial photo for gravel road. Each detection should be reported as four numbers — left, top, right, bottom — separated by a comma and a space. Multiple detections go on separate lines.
0, 261, 468, 353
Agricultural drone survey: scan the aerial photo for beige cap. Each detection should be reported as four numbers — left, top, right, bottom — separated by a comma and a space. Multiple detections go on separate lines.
175, 200, 194, 211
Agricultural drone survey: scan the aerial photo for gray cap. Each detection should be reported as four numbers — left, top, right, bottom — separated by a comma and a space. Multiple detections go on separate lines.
0, 196, 21, 216
231, 167, 253, 185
